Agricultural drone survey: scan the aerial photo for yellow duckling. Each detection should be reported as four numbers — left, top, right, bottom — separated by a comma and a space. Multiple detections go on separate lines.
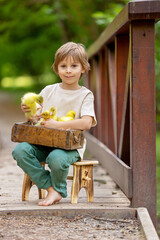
49, 106, 59, 121
22, 92, 44, 119
59, 110, 76, 122
35, 110, 50, 126
41, 110, 50, 122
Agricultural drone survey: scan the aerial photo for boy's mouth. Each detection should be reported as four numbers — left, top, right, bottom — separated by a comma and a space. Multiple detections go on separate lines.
65, 75, 73, 78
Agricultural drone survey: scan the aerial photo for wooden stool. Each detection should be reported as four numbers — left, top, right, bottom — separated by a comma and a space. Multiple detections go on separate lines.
22, 163, 46, 201
69, 160, 99, 203
22, 160, 99, 204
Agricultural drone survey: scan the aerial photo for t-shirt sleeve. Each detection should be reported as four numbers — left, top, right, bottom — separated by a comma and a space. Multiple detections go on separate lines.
80, 92, 97, 127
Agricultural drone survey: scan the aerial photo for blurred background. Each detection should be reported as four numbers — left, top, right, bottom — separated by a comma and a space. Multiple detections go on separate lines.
0, 0, 159, 233
0, 0, 160, 119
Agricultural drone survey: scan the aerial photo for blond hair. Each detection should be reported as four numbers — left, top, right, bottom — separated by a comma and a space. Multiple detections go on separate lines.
52, 42, 90, 74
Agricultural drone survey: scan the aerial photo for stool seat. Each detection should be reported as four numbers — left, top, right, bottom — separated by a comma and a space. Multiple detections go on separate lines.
73, 160, 99, 165
22, 160, 99, 204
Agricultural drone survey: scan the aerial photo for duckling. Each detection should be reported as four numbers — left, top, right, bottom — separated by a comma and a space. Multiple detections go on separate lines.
59, 110, 76, 122
22, 92, 44, 119
49, 106, 59, 121
41, 110, 50, 122
35, 110, 50, 126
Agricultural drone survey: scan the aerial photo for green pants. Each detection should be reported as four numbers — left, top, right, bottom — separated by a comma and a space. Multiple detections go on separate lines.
12, 142, 80, 198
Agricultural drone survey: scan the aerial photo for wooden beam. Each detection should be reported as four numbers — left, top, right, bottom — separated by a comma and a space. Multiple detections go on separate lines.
116, 35, 129, 158
87, 1, 160, 59
94, 55, 102, 141
119, 89, 130, 166
85, 132, 132, 198
117, 39, 130, 165
108, 43, 117, 154
130, 20, 157, 227
129, 0, 160, 21
89, 58, 98, 138
99, 49, 108, 144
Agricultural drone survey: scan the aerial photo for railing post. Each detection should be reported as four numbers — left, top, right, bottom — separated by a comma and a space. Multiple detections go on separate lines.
130, 20, 157, 227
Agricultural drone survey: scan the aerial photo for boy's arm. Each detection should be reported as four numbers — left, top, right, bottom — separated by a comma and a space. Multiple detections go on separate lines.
41, 116, 93, 130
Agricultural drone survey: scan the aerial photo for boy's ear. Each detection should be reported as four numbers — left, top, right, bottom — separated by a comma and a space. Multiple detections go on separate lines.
82, 69, 85, 74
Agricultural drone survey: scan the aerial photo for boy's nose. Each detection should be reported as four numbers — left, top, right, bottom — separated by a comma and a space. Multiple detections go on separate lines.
66, 67, 71, 73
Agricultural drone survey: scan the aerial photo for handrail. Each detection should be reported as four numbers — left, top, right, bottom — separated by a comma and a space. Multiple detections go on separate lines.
88, 0, 160, 59
86, 0, 160, 228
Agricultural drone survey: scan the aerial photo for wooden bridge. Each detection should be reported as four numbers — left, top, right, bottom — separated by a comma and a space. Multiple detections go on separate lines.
0, 0, 160, 238
85, 0, 160, 228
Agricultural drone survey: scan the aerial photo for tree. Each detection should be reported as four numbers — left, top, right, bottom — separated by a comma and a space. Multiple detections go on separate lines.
0, 0, 127, 82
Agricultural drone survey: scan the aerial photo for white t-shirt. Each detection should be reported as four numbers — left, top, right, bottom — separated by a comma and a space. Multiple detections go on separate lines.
39, 83, 97, 158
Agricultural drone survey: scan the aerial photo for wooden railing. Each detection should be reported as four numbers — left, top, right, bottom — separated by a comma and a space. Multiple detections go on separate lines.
85, 0, 160, 227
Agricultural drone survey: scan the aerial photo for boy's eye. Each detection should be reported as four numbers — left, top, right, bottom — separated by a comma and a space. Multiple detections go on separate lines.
60, 65, 66, 68
72, 64, 77, 67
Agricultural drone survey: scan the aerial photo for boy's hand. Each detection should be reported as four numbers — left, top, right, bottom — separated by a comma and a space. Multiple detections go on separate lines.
21, 98, 42, 122
21, 98, 30, 113
40, 116, 92, 130
41, 119, 59, 128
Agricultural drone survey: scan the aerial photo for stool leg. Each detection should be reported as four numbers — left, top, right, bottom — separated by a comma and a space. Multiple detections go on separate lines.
22, 173, 32, 201
71, 165, 81, 204
85, 179, 94, 202
22, 173, 46, 201
38, 189, 46, 199
82, 166, 94, 202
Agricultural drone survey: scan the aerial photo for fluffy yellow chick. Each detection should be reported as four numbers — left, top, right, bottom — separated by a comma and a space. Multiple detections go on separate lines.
49, 106, 59, 121
22, 92, 44, 119
59, 110, 76, 122
35, 110, 50, 126
41, 110, 50, 121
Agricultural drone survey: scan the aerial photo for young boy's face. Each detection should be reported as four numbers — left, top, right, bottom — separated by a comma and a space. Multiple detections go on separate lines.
57, 56, 85, 90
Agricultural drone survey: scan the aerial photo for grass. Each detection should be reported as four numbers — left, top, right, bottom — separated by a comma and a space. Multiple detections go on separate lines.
156, 131, 160, 234
157, 131, 160, 216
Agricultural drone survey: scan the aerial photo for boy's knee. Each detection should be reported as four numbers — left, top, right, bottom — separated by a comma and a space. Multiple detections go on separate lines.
46, 150, 69, 171
12, 142, 32, 161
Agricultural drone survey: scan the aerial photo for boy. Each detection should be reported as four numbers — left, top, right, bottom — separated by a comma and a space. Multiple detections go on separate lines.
12, 42, 97, 206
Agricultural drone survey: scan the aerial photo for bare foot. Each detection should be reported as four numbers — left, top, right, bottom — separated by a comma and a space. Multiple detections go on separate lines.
38, 186, 62, 206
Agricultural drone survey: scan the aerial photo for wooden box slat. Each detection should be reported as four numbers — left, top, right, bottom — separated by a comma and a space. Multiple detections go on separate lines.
11, 122, 84, 150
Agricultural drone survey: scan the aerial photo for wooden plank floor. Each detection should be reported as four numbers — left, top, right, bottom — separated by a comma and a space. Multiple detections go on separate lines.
0, 147, 130, 211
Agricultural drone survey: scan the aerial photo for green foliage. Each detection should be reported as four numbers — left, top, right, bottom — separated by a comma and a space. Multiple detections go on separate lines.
156, 132, 160, 220
156, 22, 160, 127
0, 0, 128, 83
92, 1, 128, 29
0, 0, 62, 79
0, 0, 96, 80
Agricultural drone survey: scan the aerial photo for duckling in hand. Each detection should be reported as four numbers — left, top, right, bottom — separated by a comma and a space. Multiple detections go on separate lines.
35, 110, 50, 126
49, 106, 59, 121
59, 110, 76, 122
22, 92, 44, 119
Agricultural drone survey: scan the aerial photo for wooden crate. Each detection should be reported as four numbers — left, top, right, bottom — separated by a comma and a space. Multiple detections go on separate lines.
11, 122, 84, 150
